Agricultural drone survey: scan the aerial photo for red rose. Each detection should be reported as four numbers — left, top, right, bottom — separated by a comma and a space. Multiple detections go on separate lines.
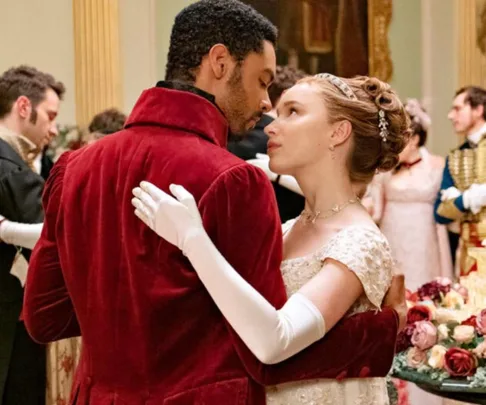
407, 305, 432, 324
396, 323, 417, 353
418, 280, 451, 302
444, 348, 478, 377
406, 290, 419, 303
462, 315, 477, 328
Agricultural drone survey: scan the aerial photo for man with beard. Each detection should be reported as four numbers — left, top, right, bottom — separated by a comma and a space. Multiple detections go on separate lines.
228, 65, 307, 222
0, 65, 64, 405
24, 1, 403, 404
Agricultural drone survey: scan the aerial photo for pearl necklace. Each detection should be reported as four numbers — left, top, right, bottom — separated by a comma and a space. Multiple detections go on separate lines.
300, 197, 361, 224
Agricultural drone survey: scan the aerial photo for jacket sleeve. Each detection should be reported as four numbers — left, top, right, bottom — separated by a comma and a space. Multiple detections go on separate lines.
434, 157, 467, 224
23, 152, 81, 343
200, 164, 398, 384
0, 166, 44, 224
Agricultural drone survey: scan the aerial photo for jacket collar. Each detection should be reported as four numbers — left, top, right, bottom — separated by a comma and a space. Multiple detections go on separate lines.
125, 83, 228, 148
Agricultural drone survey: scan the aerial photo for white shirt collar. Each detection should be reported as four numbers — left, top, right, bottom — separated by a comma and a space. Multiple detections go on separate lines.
467, 122, 486, 145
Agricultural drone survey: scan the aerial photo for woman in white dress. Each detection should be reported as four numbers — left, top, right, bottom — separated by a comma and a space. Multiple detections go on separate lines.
131, 74, 411, 404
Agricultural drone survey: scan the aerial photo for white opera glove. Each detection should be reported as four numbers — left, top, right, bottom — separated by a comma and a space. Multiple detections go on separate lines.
440, 187, 461, 202
132, 182, 203, 255
463, 184, 486, 214
0, 217, 43, 249
247, 154, 278, 182
131, 182, 325, 364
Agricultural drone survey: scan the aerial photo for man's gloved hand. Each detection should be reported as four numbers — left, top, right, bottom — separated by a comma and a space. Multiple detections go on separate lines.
440, 187, 461, 202
463, 184, 486, 214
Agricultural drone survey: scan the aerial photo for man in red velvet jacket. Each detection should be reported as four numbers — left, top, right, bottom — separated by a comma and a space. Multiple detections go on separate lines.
24, 1, 405, 404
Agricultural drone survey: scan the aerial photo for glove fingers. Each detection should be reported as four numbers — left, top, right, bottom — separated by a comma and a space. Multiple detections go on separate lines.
134, 208, 152, 229
131, 198, 155, 229
169, 184, 202, 224
140, 181, 169, 202
133, 188, 158, 215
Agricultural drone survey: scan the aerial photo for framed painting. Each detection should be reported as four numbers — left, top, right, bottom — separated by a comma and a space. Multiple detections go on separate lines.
241, 0, 393, 81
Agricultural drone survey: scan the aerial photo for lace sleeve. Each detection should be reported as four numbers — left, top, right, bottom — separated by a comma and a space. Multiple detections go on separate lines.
318, 227, 394, 310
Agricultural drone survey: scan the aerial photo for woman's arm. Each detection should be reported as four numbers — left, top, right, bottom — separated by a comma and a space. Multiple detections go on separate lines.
132, 182, 392, 364
0, 216, 43, 249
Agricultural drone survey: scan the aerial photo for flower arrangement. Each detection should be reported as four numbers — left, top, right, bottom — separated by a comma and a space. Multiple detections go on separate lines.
393, 277, 486, 387
46, 124, 84, 161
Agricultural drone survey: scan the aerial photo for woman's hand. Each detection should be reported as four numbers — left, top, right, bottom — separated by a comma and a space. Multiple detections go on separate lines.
131, 182, 204, 255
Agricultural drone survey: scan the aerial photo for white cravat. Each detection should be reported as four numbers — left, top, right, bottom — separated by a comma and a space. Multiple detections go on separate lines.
467, 122, 486, 145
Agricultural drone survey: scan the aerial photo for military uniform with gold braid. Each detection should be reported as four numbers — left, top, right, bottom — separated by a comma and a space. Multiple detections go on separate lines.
435, 124, 486, 275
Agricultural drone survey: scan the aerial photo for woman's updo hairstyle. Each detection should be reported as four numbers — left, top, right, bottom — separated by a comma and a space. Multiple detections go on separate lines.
297, 74, 411, 184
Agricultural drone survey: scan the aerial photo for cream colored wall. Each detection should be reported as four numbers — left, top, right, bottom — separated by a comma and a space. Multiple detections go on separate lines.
388, 0, 457, 157
388, 0, 422, 101
421, 0, 458, 157
120, 0, 157, 112
0, 0, 76, 126
0, 0, 158, 124
155, 0, 197, 79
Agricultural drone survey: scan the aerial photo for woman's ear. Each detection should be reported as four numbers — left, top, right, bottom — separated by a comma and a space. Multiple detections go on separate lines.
331, 120, 352, 146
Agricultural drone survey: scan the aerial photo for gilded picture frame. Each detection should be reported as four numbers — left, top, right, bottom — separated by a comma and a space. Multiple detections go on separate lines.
368, 0, 393, 81
302, 2, 334, 54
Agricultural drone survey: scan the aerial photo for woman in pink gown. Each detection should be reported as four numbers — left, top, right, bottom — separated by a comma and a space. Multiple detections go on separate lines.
367, 100, 454, 405
368, 100, 453, 290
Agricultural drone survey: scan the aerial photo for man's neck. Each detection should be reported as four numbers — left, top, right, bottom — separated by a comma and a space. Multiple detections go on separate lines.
467, 121, 486, 145
0, 116, 22, 137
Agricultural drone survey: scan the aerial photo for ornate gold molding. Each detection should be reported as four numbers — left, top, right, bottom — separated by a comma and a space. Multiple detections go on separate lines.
368, 0, 393, 82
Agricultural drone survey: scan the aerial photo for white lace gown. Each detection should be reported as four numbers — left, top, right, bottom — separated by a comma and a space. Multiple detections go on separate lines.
265, 222, 394, 405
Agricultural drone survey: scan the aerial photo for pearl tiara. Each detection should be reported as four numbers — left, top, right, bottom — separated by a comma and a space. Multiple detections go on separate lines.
316, 73, 388, 142
315, 73, 357, 101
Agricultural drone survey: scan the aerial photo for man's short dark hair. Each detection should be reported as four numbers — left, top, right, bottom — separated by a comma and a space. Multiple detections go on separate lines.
165, 0, 277, 83
88, 108, 127, 135
456, 86, 486, 120
0, 65, 65, 119
268, 65, 308, 106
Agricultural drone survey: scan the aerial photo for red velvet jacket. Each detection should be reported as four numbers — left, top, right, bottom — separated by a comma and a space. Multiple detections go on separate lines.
24, 87, 399, 405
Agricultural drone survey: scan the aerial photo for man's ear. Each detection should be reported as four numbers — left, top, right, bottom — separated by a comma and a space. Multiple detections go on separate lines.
207, 44, 233, 80
16, 95, 32, 119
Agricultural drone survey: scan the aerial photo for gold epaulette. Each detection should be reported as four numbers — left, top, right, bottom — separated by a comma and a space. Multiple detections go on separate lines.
448, 147, 476, 191
477, 136, 486, 184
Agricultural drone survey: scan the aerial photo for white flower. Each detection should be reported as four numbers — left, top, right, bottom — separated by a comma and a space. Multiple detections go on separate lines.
452, 325, 476, 343
428, 345, 447, 369
437, 324, 450, 341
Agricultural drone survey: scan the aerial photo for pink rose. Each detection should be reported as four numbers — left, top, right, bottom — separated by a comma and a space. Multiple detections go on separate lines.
411, 321, 437, 350
453, 283, 469, 303
473, 341, 486, 359
407, 347, 427, 369
476, 309, 486, 335
444, 348, 478, 377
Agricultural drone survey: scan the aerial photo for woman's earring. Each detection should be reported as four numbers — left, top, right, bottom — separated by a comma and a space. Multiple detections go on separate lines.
329, 144, 335, 159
